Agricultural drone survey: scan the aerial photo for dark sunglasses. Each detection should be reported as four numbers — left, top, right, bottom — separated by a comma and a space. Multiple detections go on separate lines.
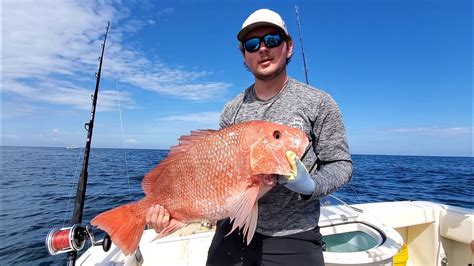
243, 33, 286, 53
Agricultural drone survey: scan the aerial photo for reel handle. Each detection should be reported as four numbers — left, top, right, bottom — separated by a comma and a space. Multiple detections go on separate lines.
101, 234, 112, 252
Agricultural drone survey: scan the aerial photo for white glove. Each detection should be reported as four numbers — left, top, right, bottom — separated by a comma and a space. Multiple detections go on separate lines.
278, 151, 315, 196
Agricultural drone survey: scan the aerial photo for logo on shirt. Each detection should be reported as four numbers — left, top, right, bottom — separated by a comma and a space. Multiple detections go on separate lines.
289, 118, 305, 131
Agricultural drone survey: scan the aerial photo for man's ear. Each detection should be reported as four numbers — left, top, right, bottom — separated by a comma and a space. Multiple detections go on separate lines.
286, 40, 294, 59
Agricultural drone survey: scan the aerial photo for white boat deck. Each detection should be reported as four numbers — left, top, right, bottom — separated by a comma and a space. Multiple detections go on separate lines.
77, 201, 473, 266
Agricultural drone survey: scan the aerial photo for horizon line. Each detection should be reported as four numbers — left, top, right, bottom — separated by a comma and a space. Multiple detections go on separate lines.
1, 145, 472, 158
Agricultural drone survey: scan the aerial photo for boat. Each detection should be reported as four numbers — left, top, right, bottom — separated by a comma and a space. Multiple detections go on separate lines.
75, 196, 473, 265
66, 145, 79, 149
47, 13, 473, 266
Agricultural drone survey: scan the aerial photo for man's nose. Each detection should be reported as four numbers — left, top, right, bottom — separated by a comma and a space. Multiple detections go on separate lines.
258, 41, 269, 52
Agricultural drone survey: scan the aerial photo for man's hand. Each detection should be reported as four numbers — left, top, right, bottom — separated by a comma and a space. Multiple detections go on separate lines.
146, 204, 170, 233
278, 151, 315, 196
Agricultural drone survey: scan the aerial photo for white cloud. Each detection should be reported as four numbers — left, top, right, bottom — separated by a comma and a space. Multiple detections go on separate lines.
160, 112, 220, 126
157, 8, 174, 17
2, 78, 135, 112
1, 101, 42, 119
103, 49, 232, 100
3, 0, 114, 79
386, 126, 472, 137
2, 1, 231, 118
126, 138, 138, 144
119, 19, 149, 34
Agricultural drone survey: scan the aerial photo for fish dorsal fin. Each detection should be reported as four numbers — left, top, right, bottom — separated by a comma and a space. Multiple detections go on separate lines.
169, 129, 217, 156
142, 129, 217, 194
225, 182, 260, 244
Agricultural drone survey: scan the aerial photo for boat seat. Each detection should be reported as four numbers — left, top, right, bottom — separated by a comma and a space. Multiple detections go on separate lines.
439, 206, 473, 245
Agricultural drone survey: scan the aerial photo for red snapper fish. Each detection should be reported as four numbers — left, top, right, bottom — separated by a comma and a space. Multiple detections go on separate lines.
91, 120, 309, 255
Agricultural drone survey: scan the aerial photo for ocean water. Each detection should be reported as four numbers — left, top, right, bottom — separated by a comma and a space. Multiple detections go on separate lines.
1, 146, 472, 265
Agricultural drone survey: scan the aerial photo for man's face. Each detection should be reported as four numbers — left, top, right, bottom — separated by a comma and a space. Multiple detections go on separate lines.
243, 26, 293, 81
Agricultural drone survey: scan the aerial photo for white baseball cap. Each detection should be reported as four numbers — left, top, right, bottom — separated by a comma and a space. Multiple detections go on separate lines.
237, 9, 289, 42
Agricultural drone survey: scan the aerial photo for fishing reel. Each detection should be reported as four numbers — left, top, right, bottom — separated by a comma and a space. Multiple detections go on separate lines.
45, 224, 112, 255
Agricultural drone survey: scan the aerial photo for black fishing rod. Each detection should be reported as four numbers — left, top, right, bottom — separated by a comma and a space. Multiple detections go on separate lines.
45, 21, 112, 266
72, 21, 110, 226
295, 5, 309, 85
294, 6, 321, 175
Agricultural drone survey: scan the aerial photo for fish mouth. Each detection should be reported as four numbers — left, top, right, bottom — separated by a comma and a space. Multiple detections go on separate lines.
249, 125, 310, 177
270, 133, 309, 176
270, 150, 295, 176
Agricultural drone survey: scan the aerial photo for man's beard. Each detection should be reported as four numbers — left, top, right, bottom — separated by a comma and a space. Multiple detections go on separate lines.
244, 52, 287, 81
252, 61, 286, 81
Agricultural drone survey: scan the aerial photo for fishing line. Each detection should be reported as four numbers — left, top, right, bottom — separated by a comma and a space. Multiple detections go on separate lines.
342, 184, 392, 227
115, 79, 133, 203
348, 185, 363, 204
294, 5, 309, 85
62, 147, 85, 228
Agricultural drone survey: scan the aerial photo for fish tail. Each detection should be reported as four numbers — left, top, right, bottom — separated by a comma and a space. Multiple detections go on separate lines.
91, 196, 154, 255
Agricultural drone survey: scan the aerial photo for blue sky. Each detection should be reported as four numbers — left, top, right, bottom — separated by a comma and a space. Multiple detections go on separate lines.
2, 0, 472, 156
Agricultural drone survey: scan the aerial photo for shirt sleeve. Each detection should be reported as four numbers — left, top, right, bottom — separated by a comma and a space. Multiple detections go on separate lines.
219, 102, 233, 129
219, 89, 248, 129
309, 94, 353, 198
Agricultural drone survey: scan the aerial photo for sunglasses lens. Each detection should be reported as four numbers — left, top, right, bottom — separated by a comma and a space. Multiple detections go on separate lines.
244, 38, 261, 52
263, 34, 282, 48
243, 33, 284, 52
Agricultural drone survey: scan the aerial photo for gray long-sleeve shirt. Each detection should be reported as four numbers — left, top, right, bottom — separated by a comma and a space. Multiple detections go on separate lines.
220, 77, 353, 236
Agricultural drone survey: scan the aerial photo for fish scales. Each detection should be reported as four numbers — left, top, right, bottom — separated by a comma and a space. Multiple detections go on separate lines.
154, 127, 245, 220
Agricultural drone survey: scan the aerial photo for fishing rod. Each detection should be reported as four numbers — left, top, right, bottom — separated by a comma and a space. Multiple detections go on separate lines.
295, 5, 309, 85
45, 21, 112, 266
295, 5, 310, 161
294, 5, 321, 176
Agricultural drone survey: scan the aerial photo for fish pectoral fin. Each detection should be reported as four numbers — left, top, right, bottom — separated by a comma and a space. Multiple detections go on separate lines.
225, 185, 259, 244
242, 203, 258, 244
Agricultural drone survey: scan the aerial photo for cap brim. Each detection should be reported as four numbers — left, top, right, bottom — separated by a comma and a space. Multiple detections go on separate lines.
237, 22, 286, 41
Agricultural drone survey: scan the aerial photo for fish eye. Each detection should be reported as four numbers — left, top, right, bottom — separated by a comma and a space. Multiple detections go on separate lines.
273, 130, 281, 139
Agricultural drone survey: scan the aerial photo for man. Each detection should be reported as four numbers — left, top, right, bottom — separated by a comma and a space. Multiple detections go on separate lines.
147, 8, 353, 265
